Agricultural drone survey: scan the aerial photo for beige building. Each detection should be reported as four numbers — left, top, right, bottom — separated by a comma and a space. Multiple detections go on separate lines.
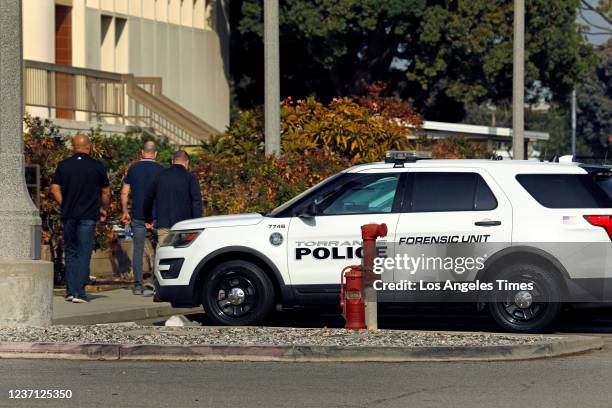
23, 0, 229, 145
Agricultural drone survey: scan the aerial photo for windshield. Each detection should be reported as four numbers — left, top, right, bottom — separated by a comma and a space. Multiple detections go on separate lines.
267, 172, 344, 217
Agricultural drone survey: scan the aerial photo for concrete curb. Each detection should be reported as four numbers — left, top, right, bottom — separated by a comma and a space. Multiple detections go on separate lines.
0, 335, 603, 362
52, 305, 201, 325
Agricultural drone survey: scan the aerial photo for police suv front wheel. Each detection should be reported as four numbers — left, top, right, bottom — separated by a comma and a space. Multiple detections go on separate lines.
203, 260, 275, 326
487, 264, 562, 333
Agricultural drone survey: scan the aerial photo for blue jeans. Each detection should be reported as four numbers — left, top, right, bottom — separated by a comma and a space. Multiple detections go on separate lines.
132, 219, 148, 288
63, 219, 96, 298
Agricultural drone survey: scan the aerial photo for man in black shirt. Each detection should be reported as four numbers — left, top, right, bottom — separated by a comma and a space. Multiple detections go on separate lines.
120, 141, 164, 294
51, 135, 110, 303
144, 150, 202, 244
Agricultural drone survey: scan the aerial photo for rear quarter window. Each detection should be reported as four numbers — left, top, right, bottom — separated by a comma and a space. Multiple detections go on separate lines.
596, 176, 612, 200
516, 174, 612, 209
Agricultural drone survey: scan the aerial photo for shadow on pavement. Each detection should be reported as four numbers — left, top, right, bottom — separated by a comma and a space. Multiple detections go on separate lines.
161, 304, 612, 334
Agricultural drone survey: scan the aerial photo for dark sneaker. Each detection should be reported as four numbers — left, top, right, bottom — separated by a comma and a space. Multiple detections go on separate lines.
65, 295, 74, 302
132, 287, 144, 295
72, 297, 88, 303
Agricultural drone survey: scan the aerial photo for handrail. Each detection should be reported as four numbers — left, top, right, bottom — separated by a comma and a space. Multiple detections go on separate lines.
123, 74, 219, 140
134, 77, 162, 95
25, 60, 122, 81
158, 94, 219, 135
23, 60, 220, 145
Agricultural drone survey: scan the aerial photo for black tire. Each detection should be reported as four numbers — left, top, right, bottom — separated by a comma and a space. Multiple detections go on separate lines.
487, 263, 562, 333
202, 260, 275, 326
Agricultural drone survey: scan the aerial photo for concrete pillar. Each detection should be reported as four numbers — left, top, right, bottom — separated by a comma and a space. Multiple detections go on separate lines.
0, 0, 53, 326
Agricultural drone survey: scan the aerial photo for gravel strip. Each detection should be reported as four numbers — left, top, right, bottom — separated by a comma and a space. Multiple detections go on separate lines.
0, 326, 560, 348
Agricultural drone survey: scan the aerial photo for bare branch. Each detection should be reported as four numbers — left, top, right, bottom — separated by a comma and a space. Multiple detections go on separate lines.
581, 0, 612, 26
579, 9, 612, 33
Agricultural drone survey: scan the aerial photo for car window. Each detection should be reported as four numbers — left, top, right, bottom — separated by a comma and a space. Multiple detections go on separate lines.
517, 174, 612, 208
599, 178, 612, 199
411, 172, 497, 212
316, 174, 400, 215
268, 173, 344, 217
475, 175, 498, 210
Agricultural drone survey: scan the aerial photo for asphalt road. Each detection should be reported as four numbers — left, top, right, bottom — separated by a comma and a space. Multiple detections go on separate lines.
1, 307, 611, 408
0, 336, 611, 408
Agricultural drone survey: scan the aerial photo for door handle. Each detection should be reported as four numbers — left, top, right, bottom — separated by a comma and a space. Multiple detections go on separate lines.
474, 220, 502, 227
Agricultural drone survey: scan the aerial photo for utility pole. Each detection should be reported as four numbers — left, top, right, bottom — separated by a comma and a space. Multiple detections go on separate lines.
512, 0, 525, 160
571, 88, 577, 158
264, 0, 281, 157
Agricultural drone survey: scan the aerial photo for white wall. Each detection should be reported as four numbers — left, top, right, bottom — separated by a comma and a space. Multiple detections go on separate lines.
89, 2, 229, 131
23, 0, 55, 118
23, 0, 55, 62
23, 0, 230, 132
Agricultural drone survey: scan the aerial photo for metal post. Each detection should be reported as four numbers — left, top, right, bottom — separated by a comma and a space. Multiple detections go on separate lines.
512, 0, 525, 160
571, 88, 577, 158
264, 0, 281, 157
364, 286, 378, 331
361, 224, 387, 331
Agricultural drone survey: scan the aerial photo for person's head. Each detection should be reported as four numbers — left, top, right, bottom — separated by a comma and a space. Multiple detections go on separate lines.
172, 150, 190, 169
141, 140, 158, 159
72, 134, 91, 154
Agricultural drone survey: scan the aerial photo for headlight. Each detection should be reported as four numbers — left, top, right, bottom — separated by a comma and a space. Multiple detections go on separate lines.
161, 229, 203, 248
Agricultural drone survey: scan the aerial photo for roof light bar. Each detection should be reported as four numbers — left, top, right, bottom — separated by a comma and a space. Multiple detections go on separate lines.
385, 150, 432, 167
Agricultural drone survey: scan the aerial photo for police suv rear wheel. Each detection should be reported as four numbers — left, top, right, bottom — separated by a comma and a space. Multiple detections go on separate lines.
488, 263, 562, 333
203, 260, 275, 326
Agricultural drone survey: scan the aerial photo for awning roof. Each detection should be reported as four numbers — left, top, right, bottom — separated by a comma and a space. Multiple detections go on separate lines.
413, 120, 549, 141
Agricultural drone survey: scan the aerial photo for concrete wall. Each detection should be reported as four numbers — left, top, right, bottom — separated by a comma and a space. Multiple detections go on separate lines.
23, 0, 230, 132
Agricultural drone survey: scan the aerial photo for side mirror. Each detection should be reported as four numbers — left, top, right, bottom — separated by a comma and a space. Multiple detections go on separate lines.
298, 202, 317, 218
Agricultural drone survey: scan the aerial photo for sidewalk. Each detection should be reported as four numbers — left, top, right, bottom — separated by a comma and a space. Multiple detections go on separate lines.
52, 288, 200, 325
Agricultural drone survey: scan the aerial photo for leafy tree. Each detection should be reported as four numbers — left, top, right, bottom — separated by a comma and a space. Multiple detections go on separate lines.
577, 39, 612, 160
230, 0, 593, 121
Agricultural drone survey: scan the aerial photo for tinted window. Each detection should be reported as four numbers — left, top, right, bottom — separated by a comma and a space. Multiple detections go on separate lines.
517, 174, 612, 208
475, 175, 498, 210
268, 173, 343, 217
599, 178, 612, 199
317, 174, 400, 215
411, 173, 497, 212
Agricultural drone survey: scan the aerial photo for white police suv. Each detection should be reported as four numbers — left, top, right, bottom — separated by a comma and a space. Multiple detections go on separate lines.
154, 153, 612, 332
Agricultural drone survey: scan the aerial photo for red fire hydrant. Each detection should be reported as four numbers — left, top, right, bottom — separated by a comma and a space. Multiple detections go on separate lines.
361, 223, 388, 285
340, 265, 366, 330
340, 223, 388, 330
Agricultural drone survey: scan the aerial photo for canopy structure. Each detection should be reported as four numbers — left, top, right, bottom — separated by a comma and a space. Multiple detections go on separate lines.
414, 120, 549, 143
